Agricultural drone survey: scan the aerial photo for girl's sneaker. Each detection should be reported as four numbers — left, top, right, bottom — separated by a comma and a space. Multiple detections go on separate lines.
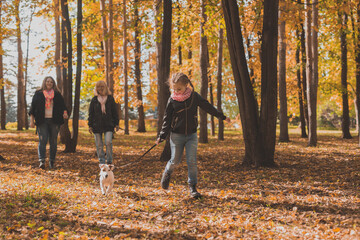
161, 171, 171, 189
189, 185, 202, 199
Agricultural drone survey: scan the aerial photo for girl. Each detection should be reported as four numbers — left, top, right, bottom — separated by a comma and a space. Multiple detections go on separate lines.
29, 76, 68, 169
88, 80, 119, 165
156, 73, 230, 198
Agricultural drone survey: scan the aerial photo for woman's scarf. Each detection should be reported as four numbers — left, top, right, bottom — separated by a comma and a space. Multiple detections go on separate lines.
171, 87, 192, 102
97, 95, 108, 114
43, 89, 55, 109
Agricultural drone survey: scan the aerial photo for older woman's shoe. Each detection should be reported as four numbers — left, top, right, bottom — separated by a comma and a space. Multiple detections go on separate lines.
39, 162, 45, 169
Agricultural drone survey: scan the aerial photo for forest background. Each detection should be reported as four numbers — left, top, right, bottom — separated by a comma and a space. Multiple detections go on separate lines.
1, 0, 360, 239
1, 0, 359, 134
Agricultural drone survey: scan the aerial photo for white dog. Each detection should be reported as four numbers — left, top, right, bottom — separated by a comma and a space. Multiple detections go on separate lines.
99, 164, 114, 195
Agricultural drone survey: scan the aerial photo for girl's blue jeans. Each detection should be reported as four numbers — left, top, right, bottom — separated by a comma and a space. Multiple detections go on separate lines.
37, 119, 60, 162
94, 131, 113, 164
165, 132, 198, 186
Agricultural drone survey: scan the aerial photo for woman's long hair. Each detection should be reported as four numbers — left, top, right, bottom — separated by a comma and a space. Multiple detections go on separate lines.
38, 76, 61, 92
94, 80, 111, 96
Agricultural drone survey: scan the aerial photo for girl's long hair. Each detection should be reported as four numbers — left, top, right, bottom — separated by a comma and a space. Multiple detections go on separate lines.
168, 72, 194, 90
94, 80, 111, 96
38, 76, 61, 92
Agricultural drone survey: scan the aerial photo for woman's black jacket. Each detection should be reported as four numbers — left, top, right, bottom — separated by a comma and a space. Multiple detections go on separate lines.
29, 90, 67, 126
158, 91, 226, 140
88, 95, 119, 133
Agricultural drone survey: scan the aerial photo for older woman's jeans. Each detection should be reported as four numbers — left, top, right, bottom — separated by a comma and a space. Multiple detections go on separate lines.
37, 119, 60, 163
94, 131, 113, 164
164, 132, 198, 186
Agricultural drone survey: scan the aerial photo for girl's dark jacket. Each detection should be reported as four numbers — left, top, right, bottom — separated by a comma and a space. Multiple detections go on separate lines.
29, 90, 68, 126
158, 91, 226, 140
88, 95, 119, 133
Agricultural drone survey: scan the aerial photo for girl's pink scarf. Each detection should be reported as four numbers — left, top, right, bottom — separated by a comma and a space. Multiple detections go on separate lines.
43, 89, 54, 109
171, 87, 192, 102
97, 95, 108, 114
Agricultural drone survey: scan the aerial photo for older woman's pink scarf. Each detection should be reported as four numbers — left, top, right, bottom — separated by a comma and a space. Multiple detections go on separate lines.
97, 95, 108, 114
43, 89, 54, 109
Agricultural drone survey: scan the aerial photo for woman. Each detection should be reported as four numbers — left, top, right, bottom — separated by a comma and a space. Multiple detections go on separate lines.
29, 76, 68, 169
88, 80, 119, 165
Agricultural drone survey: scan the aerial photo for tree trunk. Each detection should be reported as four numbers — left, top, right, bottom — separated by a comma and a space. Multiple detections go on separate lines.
340, 11, 352, 139
188, 48, 192, 77
199, 0, 209, 144
100, 0, 109, 85
24, 4, 36, 130
54, 0, 62, 91
157, 0, 171, 133
134, 0, 146, 132
59, 0, 68, 144
296, 27, 307, 138
278, 5, 289, 142
0, 1, 5, 130
60, 0, 73, 150
177, 5, 182, 66
209, 80, 215, 136
154, 0, 162, 130
123, 0, 129, 135
108, 0, 114, 93
217, 27, 224, 141
356, 2, 360, 146
305, 0, 317, 146
15, 0, 25, 130
158, 0, 172, 162
301, 23, 309, 131
66, 0, 82, 152
259, 0, 279, 166
222, 0, 265, 167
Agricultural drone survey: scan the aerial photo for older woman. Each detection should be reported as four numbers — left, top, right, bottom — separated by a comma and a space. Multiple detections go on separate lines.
88, 80, 119, 165
29, 76, 68, 169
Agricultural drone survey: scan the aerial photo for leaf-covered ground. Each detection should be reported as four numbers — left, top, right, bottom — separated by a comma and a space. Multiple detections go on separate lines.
0, 128, 359, 239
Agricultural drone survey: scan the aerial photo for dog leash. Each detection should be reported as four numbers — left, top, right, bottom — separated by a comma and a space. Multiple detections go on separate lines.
136, 143, 158, 161
117, 141, 162, 168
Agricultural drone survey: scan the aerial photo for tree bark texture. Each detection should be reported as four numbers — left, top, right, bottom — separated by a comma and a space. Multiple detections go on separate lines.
0, 1, 5, 130
259, 0, 279, 165
296, 27, 307, 138
278, 6, 289, 142
100, 0, 109, 85
301, 23, 309, 131
221, 0, 266, 167
60, 0, 73, 148
108, 0, 114, 93
199, 0, 209, 144
158, 0, 172, 162
66, 0, 82, 152
15, 0, 25, 130
123, 0, 129, 135
356, 1, 360, 146
134, 0, 146, 132
54, 0, 62, 92
217, 27, 224, 140
24, 5, 36, 130
209, 81, 215, 136
305, 0, 317, 146
156, 0, 171, 135
340, 12, 352, 139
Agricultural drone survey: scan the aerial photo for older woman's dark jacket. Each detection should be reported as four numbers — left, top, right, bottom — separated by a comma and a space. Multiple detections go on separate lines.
29, 90, 67, 126
88, 95, 119, 133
